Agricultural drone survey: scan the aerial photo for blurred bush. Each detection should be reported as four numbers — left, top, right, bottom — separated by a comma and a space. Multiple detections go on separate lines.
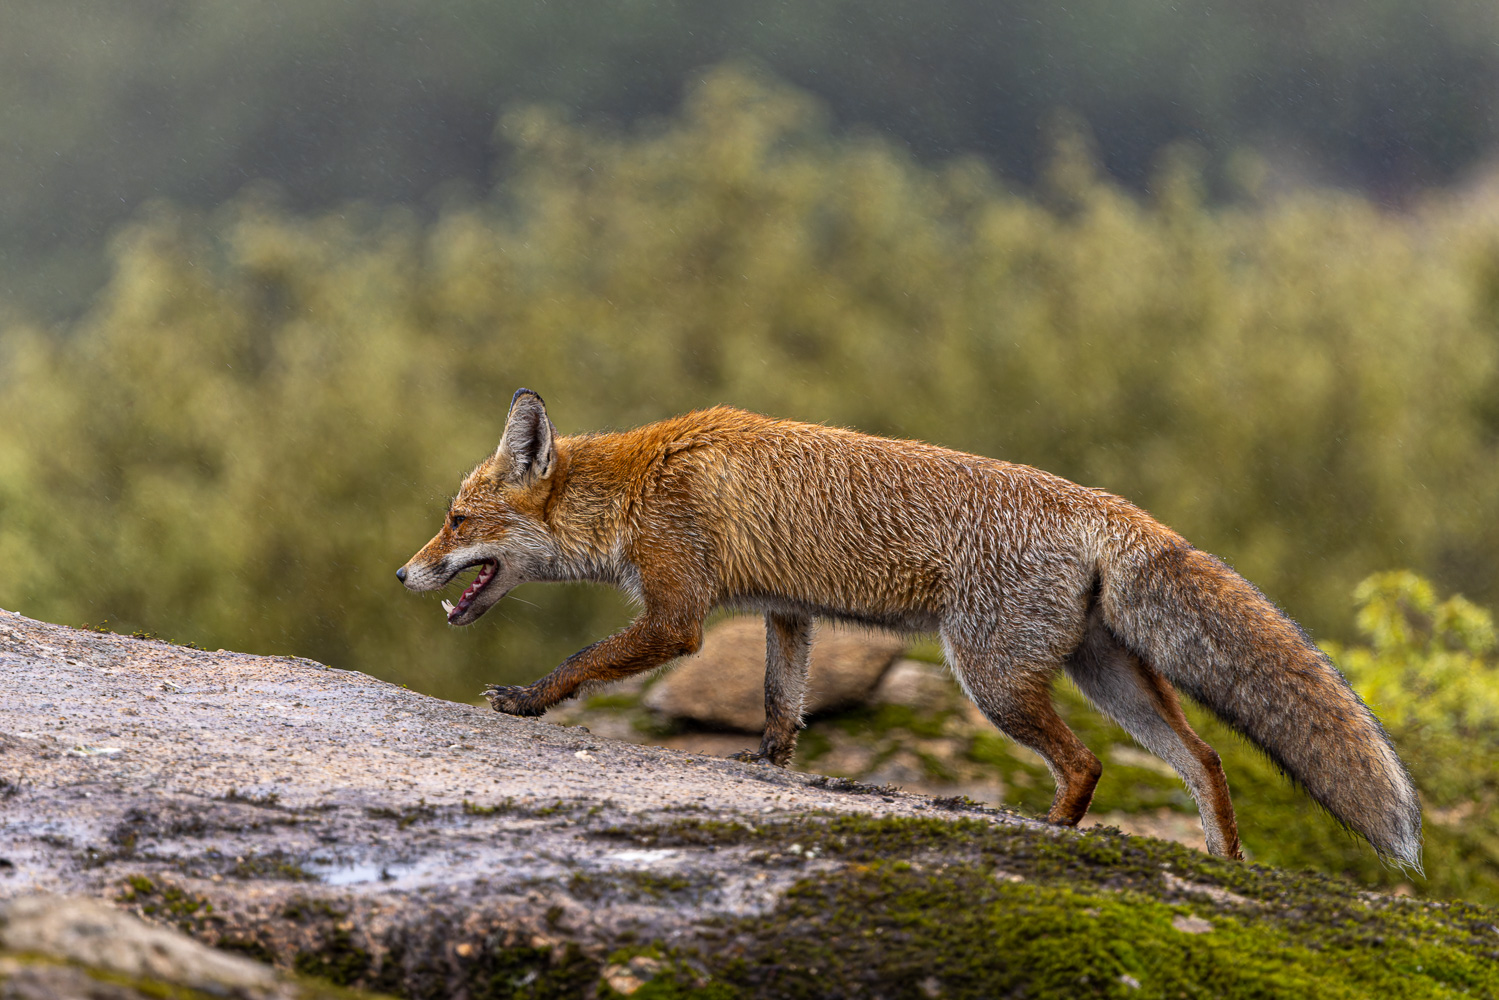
1324, 574, 1499, 896
5, 0, 1499, 317
1224, 572, 1499, 899
1336, 575, 1499, 899
2, 66, 1498, 704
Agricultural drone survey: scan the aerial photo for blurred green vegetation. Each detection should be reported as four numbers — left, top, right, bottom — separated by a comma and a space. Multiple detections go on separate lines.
2, 67, 1499, 706
5, 0, 1499, 317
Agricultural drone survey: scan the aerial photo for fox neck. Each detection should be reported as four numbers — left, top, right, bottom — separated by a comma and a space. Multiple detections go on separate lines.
530, 435, 641, 592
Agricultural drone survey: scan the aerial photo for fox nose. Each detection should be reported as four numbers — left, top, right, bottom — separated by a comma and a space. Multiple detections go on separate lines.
396, 566, 408, 583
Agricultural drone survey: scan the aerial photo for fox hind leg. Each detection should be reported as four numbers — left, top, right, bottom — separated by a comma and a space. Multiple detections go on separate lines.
731, 611, 813, 766
944, 632, 1102, 826
1062, 614, 1243, 860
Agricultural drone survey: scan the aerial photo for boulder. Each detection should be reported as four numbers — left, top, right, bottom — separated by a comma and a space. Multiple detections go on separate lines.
0, 894, 282, 998
642, 616, 904, 731
870, 658, 962, 713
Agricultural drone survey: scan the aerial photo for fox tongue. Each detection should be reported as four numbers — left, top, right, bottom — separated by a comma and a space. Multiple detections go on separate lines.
462, 562, 497, 602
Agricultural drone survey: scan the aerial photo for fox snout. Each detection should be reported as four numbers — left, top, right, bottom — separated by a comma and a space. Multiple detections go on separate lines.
397, 555, 451, 592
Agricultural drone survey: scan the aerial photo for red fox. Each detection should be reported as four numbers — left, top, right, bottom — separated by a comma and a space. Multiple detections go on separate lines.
398, 389, 1421, 866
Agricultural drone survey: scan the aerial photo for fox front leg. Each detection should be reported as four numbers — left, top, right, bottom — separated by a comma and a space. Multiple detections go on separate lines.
485, 613, 704, 717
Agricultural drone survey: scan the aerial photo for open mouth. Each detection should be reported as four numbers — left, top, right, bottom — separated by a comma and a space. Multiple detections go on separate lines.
441, 560, 499, 624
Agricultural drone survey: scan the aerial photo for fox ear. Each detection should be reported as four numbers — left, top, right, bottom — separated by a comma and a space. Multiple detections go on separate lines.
495, 388, 557, 484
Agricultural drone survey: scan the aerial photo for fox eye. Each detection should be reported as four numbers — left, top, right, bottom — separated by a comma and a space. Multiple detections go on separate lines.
449, 514, 466, 530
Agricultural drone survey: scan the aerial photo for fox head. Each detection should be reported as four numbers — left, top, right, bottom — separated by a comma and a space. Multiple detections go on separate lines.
398, 388, 561, 626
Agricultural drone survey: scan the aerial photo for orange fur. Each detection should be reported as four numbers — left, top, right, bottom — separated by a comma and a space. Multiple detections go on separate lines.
399, 390, 1422, 866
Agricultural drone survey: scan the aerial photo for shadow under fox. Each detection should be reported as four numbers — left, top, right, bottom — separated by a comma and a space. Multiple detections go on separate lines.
398, 389, 1421, 867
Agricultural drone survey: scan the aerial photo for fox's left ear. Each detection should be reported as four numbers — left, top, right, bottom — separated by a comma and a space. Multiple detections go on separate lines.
495, 388, 557, 485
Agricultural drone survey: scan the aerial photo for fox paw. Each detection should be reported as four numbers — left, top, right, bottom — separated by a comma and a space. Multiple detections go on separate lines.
483, 685, 548, 717
728, 748, 769, 764
728, 748, 789, 767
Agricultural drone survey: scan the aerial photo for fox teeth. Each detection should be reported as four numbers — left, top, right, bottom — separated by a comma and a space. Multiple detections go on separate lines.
442, 600, 455, 617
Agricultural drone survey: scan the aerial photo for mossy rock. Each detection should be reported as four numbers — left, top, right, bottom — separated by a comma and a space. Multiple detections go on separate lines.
592, 813, 1499, 1000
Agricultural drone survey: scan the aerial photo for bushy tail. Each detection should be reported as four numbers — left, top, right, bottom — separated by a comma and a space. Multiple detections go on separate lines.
1101, 541, 1422, 869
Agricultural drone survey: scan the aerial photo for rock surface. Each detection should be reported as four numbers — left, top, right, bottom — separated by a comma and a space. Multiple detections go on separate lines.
0, 894, 274, 988
0, 607, 1026, 995
4, 607, 1494, 999
870, 657, 963, 711
641, 616, 904, 731
0, 894, 289, 999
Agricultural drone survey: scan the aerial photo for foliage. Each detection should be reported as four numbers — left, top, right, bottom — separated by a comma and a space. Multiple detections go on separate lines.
2, 68, 1499, 708
1332, 571, 1499, 750
1326, 574, 1499, 894
1209, 574, 1499, 901
6, 0, 1499, 317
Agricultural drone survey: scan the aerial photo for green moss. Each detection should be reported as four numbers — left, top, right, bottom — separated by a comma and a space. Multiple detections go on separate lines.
632, 714, 685, 739
566, 869, 708, 903
116, 876, 215, 934
284, 898, 373, 988
592, 811, 1454, 917
597, 945, 733, 999
230, 850, 317, 881
79, 621, 201, 649
102, 810, 1499, 998
930, 794, 995, 814
791, 727, 832, 766
625, 871, 698, 898
834, 703, 953, 740
590, 812, 1499, 998
283, 897, 352, 925
294, 936, 374, 989
585, 692, 642, 711
365, 800, 435, 829
724, 862, 1498, 998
